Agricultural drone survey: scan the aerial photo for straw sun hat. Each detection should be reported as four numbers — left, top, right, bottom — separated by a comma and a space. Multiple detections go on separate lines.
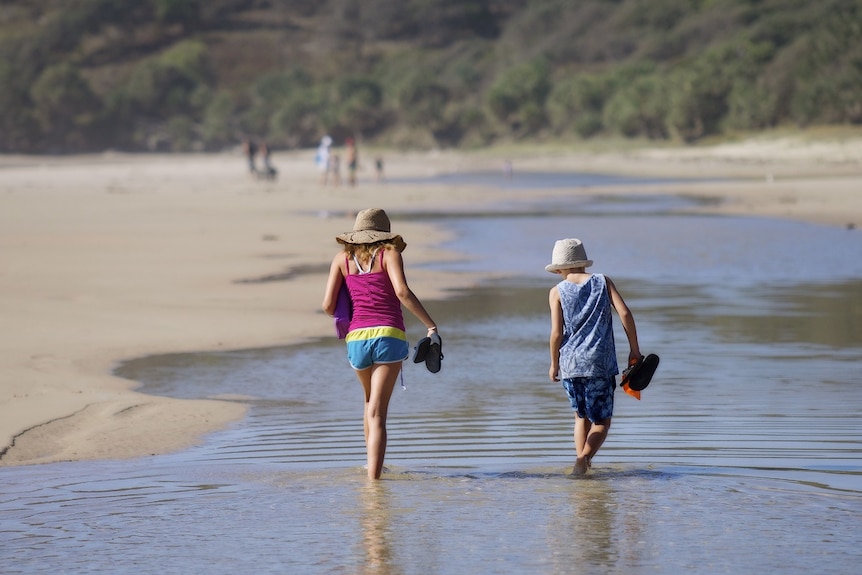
336, 208, 406, 252
545, 238, 594, 272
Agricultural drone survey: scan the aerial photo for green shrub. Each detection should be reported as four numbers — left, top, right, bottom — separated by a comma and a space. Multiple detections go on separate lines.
785, 3, 862, 125
331, 75, 386, 135
166, 114, 195, 151
243, 68, 315, 137
398, 76, 450, 132
665, 39, 772, 140
439, 103, 493, 146
724, 79, 779, 130
4, 0, 862, 152
201, 91, 236, 148
548, 73, 613, 137
151, 0, 202, 27
119, 39, 212, 117
269, 97, 323, 148
487, 58, 551, 134
0, 49, 39, 151
30, 63, 100, 146
604, 74, 669, 139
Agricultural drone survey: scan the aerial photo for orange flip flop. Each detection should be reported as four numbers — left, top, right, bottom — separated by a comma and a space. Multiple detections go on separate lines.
620, 354, 660, 400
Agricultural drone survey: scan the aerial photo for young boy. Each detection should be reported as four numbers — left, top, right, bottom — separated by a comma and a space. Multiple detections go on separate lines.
546, 238, 641, 475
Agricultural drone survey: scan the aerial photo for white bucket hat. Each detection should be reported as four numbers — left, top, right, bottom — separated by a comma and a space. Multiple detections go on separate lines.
545, 238, 593, 272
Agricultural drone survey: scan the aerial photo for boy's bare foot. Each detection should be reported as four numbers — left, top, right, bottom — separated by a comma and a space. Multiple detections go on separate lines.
573, 457, 588, 475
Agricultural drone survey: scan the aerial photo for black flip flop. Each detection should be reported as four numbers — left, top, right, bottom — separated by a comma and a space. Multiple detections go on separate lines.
413, 337, 431, 363
624, 353, 660, 391
425, 333, 443, 373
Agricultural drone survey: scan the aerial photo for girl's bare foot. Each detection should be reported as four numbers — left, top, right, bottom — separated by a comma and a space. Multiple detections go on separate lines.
573, 457, 588, 475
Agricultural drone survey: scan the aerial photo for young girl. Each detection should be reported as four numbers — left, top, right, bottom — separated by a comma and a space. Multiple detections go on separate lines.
322, 208, 438, 479
546, 238, 641, 475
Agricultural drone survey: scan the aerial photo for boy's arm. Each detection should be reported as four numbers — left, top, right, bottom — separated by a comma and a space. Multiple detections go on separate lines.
548, 286, 563, 381
606, 276, 641, 363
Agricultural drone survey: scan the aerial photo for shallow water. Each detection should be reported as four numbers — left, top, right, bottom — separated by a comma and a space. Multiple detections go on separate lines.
3, 185, 862, 574
388, 169, 712, 190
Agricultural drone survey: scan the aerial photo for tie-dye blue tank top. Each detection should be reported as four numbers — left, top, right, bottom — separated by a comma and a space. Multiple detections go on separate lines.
557, 274, 619, 378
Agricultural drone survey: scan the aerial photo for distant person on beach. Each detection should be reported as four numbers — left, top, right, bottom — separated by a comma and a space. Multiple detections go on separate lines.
322, 208, 439, 479
243, 137, 257, 176
375, 157, 384, 182
258, 141, 277, 180
330, 154, 342, 186
346, 137, 358, 186
546, 238, 641, 475
316, 135, 332, 186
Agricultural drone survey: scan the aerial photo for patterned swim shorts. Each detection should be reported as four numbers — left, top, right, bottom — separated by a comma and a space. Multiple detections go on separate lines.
562, 376, 616, 422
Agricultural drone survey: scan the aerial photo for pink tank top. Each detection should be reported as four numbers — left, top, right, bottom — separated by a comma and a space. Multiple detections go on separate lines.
344, 250, 405, 331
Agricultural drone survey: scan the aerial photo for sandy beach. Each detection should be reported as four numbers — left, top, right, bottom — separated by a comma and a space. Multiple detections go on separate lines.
2, 134, 861, 466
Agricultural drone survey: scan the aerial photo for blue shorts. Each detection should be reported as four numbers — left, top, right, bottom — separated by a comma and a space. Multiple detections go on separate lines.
345, 327, 409, 370
562, 376, 616, 423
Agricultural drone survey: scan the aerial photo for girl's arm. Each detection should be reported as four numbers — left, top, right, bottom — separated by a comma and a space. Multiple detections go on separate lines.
321, 253, 344, 316
548, 286, 563, 382
384, 248, 438, 333
606, 276, 641, 362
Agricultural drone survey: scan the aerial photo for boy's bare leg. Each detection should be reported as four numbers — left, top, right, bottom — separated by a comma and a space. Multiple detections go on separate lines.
584, 418, 611, 468
573, 415, 590, 475
573, 416, 611, 474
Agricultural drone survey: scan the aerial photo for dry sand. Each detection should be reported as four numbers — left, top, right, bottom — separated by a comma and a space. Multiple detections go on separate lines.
2, 135, 860, 466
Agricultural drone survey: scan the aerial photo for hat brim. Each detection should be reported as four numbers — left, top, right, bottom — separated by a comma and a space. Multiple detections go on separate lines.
336, 231, 406, 252
545, 260, 593, 272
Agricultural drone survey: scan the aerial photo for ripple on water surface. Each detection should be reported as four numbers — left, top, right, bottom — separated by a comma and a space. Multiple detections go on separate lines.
4, 194, 862, 574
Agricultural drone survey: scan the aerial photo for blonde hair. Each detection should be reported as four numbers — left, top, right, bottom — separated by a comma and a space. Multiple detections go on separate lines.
343, 240, 403, 267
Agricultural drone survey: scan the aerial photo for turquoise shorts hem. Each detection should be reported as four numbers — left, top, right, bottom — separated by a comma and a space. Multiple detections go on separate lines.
346, 334, 409, 370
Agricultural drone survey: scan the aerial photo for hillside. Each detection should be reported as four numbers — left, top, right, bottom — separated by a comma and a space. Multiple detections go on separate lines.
1, 0, 861, 153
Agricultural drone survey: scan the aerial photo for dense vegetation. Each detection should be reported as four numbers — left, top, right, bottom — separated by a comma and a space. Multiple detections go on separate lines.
2, 0, 861, 153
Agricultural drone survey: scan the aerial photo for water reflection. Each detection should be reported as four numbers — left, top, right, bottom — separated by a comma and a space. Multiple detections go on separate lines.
388, 171, 708, 191
357, 482, 395, 575
549, 478, 618, 571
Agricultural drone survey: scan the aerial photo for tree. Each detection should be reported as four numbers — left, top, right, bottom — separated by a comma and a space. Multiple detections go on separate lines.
332, 75, 386, 135
604, 74, 669, 139
30, 63, 100, 148
487, 58, 551, 134
399, 76, 450, 133
548, 73, 613, 137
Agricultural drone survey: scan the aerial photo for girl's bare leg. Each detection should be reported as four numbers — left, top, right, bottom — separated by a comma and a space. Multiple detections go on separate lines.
357, 362, 401, 479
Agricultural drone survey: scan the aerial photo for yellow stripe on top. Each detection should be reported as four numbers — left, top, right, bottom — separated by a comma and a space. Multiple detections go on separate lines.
345, 326, 407, 343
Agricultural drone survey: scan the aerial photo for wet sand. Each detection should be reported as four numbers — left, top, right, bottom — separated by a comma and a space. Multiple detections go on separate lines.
2, 135, 861, 466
